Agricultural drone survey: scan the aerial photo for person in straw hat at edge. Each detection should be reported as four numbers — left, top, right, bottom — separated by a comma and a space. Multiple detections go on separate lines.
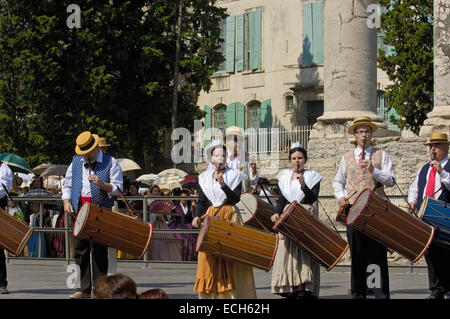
98, 137, 111, 154
192, 138, 256, 299
333, 116, 395, 299
62, 131, 123, 299
208, 126, 259, 193
408, 132, 450, 299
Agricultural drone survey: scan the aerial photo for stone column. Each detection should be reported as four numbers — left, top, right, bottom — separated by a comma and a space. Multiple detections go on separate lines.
420, 0, 450, 136
310, 0, 385, 139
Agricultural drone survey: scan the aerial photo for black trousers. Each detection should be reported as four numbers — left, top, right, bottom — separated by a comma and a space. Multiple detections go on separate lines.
72, 213, 109, 294
0, 195, 8, 288
347, 225, 390, 298
424, 241, 450, 296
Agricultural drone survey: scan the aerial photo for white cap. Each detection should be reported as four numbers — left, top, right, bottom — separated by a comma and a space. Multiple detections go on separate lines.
290, 141, 303, 150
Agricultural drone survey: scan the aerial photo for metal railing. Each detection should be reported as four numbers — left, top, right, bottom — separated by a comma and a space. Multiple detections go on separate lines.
4, 194, 424, 272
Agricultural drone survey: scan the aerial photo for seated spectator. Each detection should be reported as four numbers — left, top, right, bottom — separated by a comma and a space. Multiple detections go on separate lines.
138, 288, 169, 299
94, 273, 138, 299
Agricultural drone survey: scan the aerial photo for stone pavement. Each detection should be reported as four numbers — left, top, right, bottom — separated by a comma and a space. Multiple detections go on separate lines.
0, 259, 433, 299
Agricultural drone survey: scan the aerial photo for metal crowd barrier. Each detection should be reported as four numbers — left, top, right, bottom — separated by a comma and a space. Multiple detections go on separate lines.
5, 194, 420, 272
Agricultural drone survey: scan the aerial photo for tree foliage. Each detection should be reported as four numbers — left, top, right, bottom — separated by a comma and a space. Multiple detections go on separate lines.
377, 0, 433, 135
0, 0, 226, 170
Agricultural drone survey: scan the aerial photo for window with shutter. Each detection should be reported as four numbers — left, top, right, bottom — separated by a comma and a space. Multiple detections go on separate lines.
213, 104, 227, 136
302, 1, 323, 65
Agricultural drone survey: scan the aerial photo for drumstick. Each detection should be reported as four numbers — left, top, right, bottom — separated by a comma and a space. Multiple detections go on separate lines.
317, 199, 339, 233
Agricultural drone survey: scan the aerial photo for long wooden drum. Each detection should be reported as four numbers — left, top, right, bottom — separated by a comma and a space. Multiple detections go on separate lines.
273, 201, 349, 271
347, 188, 435, 262
0, 208, 34, 256
196, 215, 279, 271
73, 202, 153, 258
235, 192, 275, 232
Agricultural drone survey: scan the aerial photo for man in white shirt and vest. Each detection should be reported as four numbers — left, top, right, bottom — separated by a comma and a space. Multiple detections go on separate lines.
333, 116, 395, 299
408, 132, 450, 299
62, 131, 123, 299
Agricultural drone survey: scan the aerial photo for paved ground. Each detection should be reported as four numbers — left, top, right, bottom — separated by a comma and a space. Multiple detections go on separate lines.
0, 259, 433, 299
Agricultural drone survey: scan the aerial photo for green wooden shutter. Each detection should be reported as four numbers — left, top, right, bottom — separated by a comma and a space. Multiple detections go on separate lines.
260, 99, 271, 129
248, 10, 262, 70
204, 105, 212, 146
226, 102, 236, 127
302, 3, 313, 65
312, 1, 323, 63
225, 16, 235, 73
236, 102, 245, 130
236, 14, 244, 72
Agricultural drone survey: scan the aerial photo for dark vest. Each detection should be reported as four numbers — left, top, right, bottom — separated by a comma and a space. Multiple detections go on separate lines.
416, 160, 450, 208
69, 152, 114, 216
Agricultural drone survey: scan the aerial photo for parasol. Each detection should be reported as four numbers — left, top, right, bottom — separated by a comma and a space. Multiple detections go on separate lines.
0, 153, 32, 173
40, 165, 69, 177
32, 163, 56, 176
117, 158, 142, 172
135, 174, 159, 185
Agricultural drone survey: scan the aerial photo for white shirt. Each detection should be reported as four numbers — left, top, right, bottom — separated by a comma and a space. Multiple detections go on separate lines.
198, 167, 244, 207
0, 162, 13, 198
278, 169, 322, 203
408, 156, 450, 204
333, 145, 395, 200
61, 150, 123, 201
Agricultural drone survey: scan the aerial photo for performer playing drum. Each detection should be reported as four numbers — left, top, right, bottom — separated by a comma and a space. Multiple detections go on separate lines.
408, 132, 450, 299
192, 139, 256, 299
62, 131, 123, 299
0, 161, 13, 295
271, 142, 322, 299
333, 116, 395, 299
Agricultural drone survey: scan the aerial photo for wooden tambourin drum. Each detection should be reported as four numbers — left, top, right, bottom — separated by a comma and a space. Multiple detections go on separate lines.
273, 201, 349, 271
0, 208, 34, 256
235, 192, 275, 232
417, 196, 450, 247
73, 202, 153, 258
336, 204, 351, 224
347, 189, 435, 262
196, 215, 279, 271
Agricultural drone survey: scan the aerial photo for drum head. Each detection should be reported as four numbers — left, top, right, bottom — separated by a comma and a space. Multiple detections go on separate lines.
235, 193, 257, 223
416, 196, 430, 219
195, 215, 210, 252
347, 189, 371, 225
73, 202, 90, 237
273, 201, 296, 230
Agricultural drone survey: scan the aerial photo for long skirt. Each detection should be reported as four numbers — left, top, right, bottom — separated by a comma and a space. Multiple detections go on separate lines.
150, 216, 182, 261
271, 204, 320, 297
170, 222, 198, 261
194, 204, 257, 299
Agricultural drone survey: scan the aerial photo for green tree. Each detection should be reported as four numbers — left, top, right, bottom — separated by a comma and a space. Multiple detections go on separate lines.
0, 0, 226, 170
377, 0, 433, 135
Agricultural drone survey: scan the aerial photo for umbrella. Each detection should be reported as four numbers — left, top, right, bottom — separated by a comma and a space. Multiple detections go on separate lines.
32, 163, 56, 175
117, 158, 142, 172
0, 153, 31, 173
135, 174, 159, 185
157, 168, 187, 179
41, 165, 69, 177
156, 181, 182, 191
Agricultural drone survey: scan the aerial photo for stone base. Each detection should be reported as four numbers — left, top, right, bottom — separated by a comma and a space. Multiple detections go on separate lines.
419, 105, 450, 137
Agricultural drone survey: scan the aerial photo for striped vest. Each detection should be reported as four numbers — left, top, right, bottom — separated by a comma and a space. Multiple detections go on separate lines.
70, 153, 114, 216
344, 147, 386, 203
416, 160, 450, 208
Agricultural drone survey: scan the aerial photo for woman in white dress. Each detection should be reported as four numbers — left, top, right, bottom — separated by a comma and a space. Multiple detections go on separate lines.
271, 142, 322, 299
192, 139, 256, 299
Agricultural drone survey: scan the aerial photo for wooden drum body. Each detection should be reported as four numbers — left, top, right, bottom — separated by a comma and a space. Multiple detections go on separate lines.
235, 192, 275, 232
0, 208, 34, 256
347, 189, 435, 262
273, 201, 349, 271
196, 215, 279, 271
73, 202, 153, 258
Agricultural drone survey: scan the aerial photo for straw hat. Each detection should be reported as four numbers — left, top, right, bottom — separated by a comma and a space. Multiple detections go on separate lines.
225, 126, 244, 139
75, 131, 99, 155
424, 133, 450, 146
348, 116, 378, 134
98, 137, 111, 147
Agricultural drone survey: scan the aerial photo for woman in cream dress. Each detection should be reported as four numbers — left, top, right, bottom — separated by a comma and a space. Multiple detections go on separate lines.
271, 142, 322, 299
192, 139, 256, 299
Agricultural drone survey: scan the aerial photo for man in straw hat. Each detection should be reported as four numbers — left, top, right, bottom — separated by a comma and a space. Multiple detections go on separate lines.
333, 116, 395, 299
0, 160, 13, 294
408, 132, 450, 299
224, 126, 259, 192
62, 131, 123, 299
